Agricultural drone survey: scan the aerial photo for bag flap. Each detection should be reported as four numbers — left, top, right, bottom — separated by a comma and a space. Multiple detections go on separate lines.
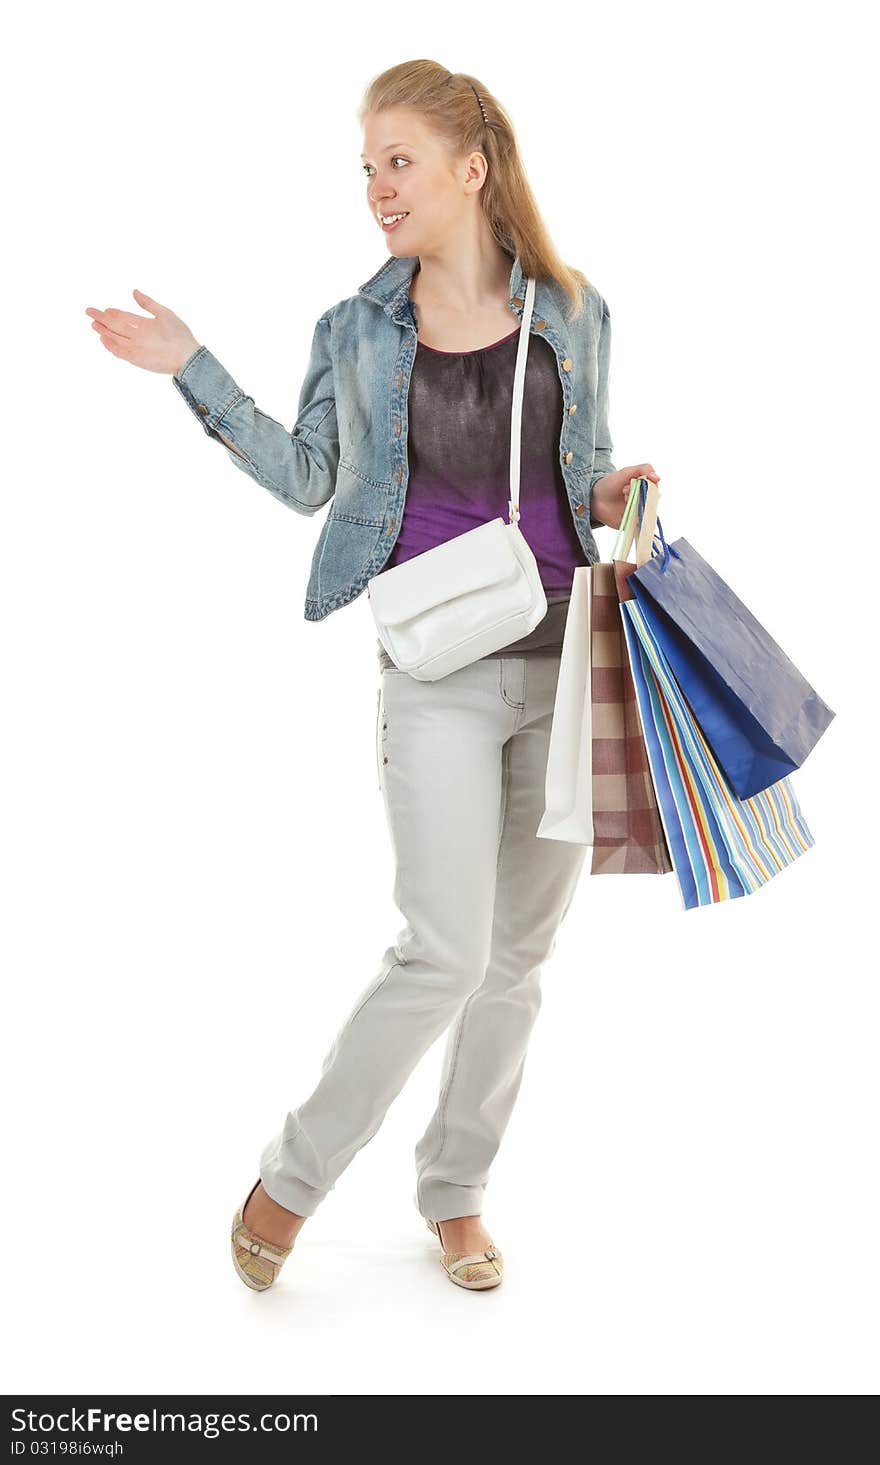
368, 518, 519, 624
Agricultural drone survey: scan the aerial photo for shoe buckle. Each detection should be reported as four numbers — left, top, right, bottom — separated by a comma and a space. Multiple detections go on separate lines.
485, 1246, 497, 1260
249, 1240, 261, 1255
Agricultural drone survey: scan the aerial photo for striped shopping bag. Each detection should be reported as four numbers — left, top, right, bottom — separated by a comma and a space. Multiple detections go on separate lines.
619, 591, 815, 911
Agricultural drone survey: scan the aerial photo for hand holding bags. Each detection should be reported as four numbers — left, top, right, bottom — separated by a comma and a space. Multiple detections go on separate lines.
538, 476, 827, 910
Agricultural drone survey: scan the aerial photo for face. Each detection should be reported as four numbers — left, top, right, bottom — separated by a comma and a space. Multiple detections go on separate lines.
361, 106, 486, 256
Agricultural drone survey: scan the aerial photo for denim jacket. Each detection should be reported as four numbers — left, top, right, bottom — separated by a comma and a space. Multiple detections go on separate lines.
171, 251, 615, 622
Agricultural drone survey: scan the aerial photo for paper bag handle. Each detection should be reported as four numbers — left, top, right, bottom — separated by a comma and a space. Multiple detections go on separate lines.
613, 477, 660, 565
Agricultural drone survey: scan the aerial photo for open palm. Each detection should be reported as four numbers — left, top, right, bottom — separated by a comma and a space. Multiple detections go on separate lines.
84, 289, 200, 376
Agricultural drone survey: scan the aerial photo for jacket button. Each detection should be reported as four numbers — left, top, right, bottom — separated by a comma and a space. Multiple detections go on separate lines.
197, 403, 209, 414
562, 357, 573, 371
511, 296, 524, 307
568, 402, 577, 415
575, 504, 585, 515
388, 518, 396, 533
534, 319, 546, 330
565, 450, 574, 464
396, 465, 403, 484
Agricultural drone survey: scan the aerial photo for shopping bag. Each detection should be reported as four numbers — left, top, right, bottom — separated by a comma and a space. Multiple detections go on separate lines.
535, 567, 593, 842
627, 525, 836, 800
588, 560, 673, 874
537, 479, 671, 875
619, 582, 816, 911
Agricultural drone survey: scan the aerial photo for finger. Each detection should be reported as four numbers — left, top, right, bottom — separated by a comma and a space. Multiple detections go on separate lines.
105, 307, 144, 336
132, 288, 162, 314
86, 308, 138, 339
90, 316, 133, 341
619, 476, 660, 498
86, 307, 120, 328
94, 330, 136, 360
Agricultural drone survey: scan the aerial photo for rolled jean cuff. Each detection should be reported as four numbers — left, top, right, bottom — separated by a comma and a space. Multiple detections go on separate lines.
260, 1143, 328, 1219
417, 1178, 486, 1224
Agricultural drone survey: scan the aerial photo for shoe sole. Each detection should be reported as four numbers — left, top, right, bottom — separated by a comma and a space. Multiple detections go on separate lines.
444, 1268, 503, 1290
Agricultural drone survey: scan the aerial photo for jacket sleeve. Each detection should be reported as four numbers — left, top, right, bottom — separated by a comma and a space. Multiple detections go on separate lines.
588, 296, 616, 529
171, 310, 340, 517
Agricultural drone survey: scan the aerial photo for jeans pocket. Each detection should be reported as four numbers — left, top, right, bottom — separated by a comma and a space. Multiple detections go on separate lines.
374, 687, 382, 791
374, 682, 391, 791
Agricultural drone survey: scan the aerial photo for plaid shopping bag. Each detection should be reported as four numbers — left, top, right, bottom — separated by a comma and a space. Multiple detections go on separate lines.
589, 561, 673, 875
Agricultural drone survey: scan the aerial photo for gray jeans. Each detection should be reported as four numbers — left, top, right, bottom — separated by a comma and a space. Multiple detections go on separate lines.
259, 653, 587, 1223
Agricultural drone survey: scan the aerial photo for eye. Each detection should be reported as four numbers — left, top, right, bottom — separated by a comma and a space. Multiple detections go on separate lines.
362, 156, 410, 177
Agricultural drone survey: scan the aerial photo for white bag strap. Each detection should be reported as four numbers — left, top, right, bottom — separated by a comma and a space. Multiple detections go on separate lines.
508, 274, 536, 525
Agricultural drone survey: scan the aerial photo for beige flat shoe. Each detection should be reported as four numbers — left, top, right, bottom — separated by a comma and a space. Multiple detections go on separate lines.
231, 1179, 295, 1292
426, 1216, 503, 1290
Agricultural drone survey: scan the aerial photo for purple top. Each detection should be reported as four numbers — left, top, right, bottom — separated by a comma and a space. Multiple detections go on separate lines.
376, 325, 586, 670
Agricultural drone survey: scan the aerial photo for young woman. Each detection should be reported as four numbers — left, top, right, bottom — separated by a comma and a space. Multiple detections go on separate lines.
85, 60, 660, 1294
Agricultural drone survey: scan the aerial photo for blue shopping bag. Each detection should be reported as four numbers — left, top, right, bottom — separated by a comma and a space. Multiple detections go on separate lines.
619, 589, 816, 912
624, 482, 835, 799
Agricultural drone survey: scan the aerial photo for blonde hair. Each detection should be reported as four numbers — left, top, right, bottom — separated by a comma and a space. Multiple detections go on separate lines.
358, 60, 591, 322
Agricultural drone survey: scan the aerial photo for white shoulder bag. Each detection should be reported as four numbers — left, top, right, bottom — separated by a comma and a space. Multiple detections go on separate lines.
366, 275, 548, 681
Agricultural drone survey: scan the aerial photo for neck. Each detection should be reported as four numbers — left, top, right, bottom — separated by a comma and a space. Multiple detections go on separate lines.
410, 232, 513, 313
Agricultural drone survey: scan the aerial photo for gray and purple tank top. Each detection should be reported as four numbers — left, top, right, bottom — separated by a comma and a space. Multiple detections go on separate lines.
375, 324, 587, 671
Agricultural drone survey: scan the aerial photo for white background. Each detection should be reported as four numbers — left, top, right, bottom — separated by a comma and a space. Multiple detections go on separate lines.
3, 0, 876, 1397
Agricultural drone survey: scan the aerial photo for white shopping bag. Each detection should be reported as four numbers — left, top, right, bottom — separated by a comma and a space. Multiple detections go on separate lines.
535, 566, 594, 844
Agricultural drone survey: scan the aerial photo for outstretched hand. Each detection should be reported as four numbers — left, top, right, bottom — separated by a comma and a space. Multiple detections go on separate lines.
84, 289, 201, 377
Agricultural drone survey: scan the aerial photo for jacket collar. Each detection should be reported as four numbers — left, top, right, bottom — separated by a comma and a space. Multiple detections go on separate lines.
357, 249, 534, 331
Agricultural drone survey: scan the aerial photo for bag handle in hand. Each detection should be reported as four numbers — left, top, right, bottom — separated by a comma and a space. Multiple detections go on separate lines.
614, 476, 660, 565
